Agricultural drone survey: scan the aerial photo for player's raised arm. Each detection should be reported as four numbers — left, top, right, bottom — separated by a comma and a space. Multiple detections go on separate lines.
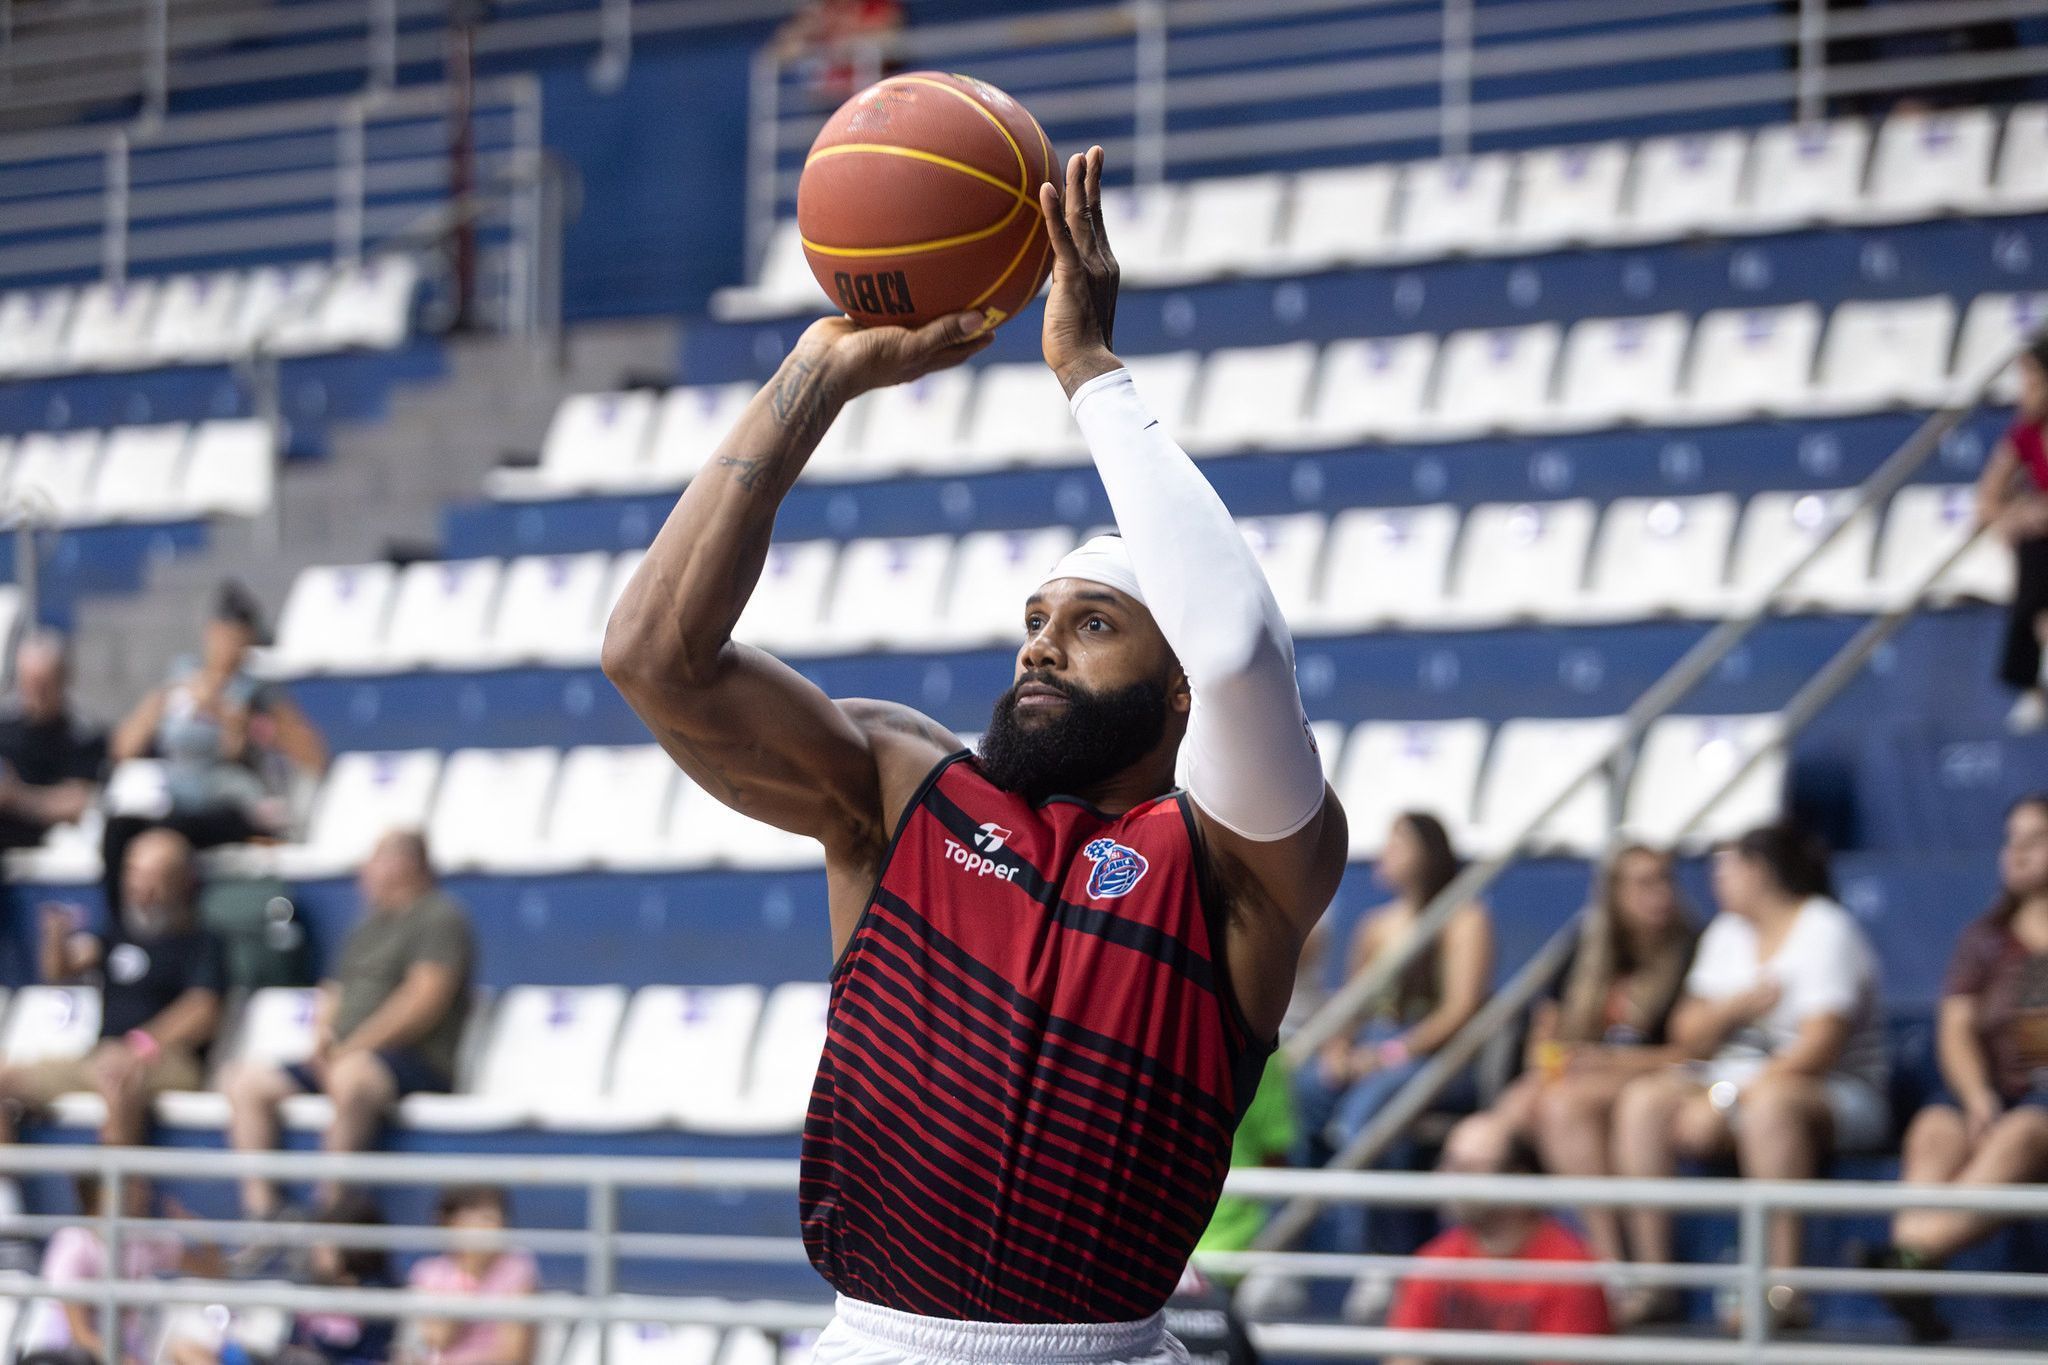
601, 313, 991, 861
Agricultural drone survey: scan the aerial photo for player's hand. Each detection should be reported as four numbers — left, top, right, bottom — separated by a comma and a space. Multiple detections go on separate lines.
803, 311, 994, 399
1039, 145, 1122, 397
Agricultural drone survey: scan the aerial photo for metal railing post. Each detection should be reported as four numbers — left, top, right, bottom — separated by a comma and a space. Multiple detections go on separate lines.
1796, 0, 1827, 123
1739, 1195, 1769, 1359
99, 1155, 123, 1365
588, 1177, 617, 1365
1132, 0, 1169, 189
744, 47, 781, 283
103, 132, 130, 284
368, 0, 398, 92
591, 0, 632, 93
141, 0, 169, 125
336, 99, 368, 268
1440, 0, 1475, 158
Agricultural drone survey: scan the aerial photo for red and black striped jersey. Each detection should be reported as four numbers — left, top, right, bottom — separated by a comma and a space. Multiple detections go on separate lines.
800, 751, 1271, 1322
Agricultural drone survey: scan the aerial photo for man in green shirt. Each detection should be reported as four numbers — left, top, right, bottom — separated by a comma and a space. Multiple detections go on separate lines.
224, 829, 474, 1215
1198, 1052, 1298, 1258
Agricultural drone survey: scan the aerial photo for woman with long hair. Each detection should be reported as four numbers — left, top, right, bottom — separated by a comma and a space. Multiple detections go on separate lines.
1976, 332, 2048, 732
1863, 794, 2048, 1344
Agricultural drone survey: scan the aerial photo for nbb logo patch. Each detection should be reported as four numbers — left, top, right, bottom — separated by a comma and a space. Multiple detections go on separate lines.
946, 822, 1020, 881
833, 270, 917, 318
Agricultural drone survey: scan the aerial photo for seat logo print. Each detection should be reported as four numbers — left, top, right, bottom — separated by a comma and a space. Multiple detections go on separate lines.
1082, 838, 1149, 899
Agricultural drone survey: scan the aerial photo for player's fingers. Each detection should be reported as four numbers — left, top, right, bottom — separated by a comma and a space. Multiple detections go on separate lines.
1039, 183, 1081, 265
1083, 147, 1108, 248
1064, 152, 1094, 253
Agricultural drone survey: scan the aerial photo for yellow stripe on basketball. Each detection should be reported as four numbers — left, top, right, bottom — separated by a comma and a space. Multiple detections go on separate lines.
803, 143, 1034, 207
894, 73, 1029, 194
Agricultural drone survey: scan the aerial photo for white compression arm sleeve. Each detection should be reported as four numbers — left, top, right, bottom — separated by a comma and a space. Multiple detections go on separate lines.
1069, 367, 1326, 841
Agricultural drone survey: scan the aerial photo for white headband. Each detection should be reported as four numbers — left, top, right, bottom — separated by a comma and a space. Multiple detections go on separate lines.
1039, 534, 1146, 606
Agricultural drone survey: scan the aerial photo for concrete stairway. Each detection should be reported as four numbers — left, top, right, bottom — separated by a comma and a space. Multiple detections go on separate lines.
69, 318, 680, 725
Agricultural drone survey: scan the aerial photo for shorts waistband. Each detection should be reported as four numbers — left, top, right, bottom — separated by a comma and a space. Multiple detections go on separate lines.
831, 1295, 1165, 1363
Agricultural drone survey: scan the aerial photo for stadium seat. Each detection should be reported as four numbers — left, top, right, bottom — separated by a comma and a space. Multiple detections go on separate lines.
271, 563, 397, 675
1582, 494, 1739, 621
937, 527, 1076, 647
1473, 717, 1626, 856
853, 368, 975, 477
1951, 291, 2048, 401
10, 430, 102, 523
376, 558, 506, 671
427, 747, 561, 873
0, 986, 98, 1065
1739, 118, 1871, 230
1238, 514, 1326, 625
1337, 720, 1489, 857
1727, 489, 1880, 613
1171, 174, 1288, 279
488, 552, 613, 667
821, 534, 954, 652
1508, 141, 1629, 249
1396, 154, 1512, 256
1991, 103, 2048, 210
732, 539, 838, 655
315, 254, 418, 350
403, 985, 628, 1130
1280, 164, 1399, 269
180, 419, 275, 518
1446, 499, 1596, 626
284, 749, 442, 877
1184, 343, 1318, 453
561, 1321, 721, 1365
1124, 351, 1202, 431
1807, 295, 1957, 413
648, 383, 754, 485
1616, 129, 1750, 240
157, 987, 320, 1128
1101, 183, 1184, 286
233, 262, 332, 355
1307, 504, 1459, 632
1875, 484, 2013, 608
668, 778, 823, 872
961, 362, 1083, 467
145, 271, 244, 364
1308, 720, 1347, 782
566, 984, 764, 1131
536, 745, 684, 871
1626, 713, 1785, 851
799, 392, 873, 482
65, 278, 159, 370
1550, 313, 1690, 428
0, 288, 74, 377
739, 982, 830, 1132
1677, 304, 1823, 422
1294, 335, 1439, 445
744, 221, 826, 317
86, 424, 191, 522
538, 391, 660, 493
1861, 107, 1997, 220
1428, 325, 1563, 436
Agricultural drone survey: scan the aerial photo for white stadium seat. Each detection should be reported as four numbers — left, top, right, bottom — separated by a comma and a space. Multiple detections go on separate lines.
235, 262, 332, 355
427, 748, 561, 874
290, 749, 442, 876
1728, 489, 1879, 613
1678, 304, 1823, 422
1172, 174, 1288, 279
1447, 499, 1596, 626
1474, 716, 1626, 857
563, 1321, 721, 1365
180, 419, 274, 518
1281, 164, 1399, 270
1296, 335, 1439, 445
1862, 107, 1997, 219
1101, 183, 1184, 286
87, 424, 191, 522
539, 745, 684, 871
1308, 504, 1460, 632
404, 985, 627, 1131
1509, 140, 1629, 248
0, 288, 74, 377
648, 383, 753, 485
962, 362, 1083, 468
488, 552, 613, 666
158, 987, 321, 1128
741, 982, 831, 1132
1396, 154, 1512, 256
854, 368, 975, 477
1618, 129, 1750, 240
1582, 494, 1738, 621
1185, 343, 1318, 453
761, 221, 824, 310
592, 984, 766, 1132
938, 527, 1076, 648
538, 391, 659, 492
1238, 513, 1326, 626
1337, 720, 1489, 857
1124, 351, 1201, 430
733, 539, 838, 655
1308, 720, 1347, 782
1951, 291, 2048, 401
1808, 295, 1957, 413
272, 563, 397, 675
1428, 324, 1562, 436
822, 534, 953, 652
1551, 313, 1690, 428
317, 254, 417, 350
669, 779, 821, 871
801, 391, 874, 483
10, 430, 102, 523
1, 986, 99, 1064
1991, 103, 2048, 210
1739, 118, 1871, 230
146, 271, 243, 364
1876, 484, 2013, 609
377, 558, 505, 670
1626, 714, 1785, 851
66, 278, 159, 370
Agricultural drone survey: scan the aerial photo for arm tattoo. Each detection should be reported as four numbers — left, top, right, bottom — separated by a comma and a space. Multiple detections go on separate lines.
715, 455, 771, 492
716, 352, 838, 497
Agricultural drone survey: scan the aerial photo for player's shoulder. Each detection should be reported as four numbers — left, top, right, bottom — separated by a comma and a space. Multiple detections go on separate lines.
837, 698, 963, 758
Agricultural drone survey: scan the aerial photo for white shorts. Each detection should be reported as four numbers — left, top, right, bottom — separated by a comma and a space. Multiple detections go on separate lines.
812, 1295, 1189, 1365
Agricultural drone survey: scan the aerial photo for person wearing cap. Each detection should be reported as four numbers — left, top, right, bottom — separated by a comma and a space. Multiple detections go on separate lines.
104, 582, 326, 913
604, 147, 1346, 1361
1977, 331, 2048, 732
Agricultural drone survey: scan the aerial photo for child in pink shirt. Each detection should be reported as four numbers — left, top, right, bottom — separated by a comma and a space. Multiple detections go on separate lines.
406, 1187, 536, 1365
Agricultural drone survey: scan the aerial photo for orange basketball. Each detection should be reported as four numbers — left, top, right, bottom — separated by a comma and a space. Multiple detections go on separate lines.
797, 71, 1057, 330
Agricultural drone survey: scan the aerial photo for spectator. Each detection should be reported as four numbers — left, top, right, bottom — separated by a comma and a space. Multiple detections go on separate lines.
0, 631, 104, 853
104, 583, 326, 915
406, 1186, 537, 1365
1483, 845, 1700, 1262
771, 0, 905, 99
19, 1176, 186, 1365
1862, 794, 2048, 1343
1382, 1115, 1611, 1365
1197, 1053, 1295, 1260
1610, 825, 1888, 1330
226, 830, 473, 1219
1976, 332, 2048, 732
0, 829, 224, 1149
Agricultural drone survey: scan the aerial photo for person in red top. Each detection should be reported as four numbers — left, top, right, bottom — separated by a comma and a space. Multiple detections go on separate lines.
1975, 331, 2048, 732
1385, 1115, 1612, 1365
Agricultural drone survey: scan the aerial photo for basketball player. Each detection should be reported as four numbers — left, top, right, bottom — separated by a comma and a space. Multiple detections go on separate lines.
604, 146, 1347, 1363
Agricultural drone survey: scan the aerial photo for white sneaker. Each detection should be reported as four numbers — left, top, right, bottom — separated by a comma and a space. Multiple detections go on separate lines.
1341, 1270, 1395, 1324
2008, 690, 2048, 734
1233, 1268, 1307, 1321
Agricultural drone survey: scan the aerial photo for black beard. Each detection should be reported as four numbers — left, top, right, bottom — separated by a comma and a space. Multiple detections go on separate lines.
977, 672, 1169, 803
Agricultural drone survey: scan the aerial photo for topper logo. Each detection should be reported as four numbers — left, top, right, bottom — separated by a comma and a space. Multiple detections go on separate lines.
1082, 837, 1149, 899
971, 823, 1011, 854
945, 832, 1021, 882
